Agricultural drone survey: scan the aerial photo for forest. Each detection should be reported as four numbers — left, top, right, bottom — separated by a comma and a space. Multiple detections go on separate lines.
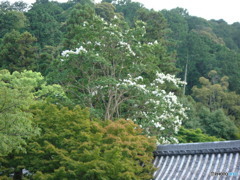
0, 0, 240, 179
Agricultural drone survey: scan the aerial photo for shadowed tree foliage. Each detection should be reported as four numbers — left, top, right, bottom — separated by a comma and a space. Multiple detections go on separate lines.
197, 107, 238, 140
63, 3, 96, 49
0, 0, 29, 12
0, 10, 27, 38
136, 8, 168, 42
114, 0, 143, 26
0, 30, 37, 72
95, 2, 118, 22
162, 8, 189, 43
176, 127, 224, 143
25, 0, 63, 47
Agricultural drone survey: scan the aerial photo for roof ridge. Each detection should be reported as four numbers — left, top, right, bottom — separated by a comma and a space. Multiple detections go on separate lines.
154, 140, 240, 156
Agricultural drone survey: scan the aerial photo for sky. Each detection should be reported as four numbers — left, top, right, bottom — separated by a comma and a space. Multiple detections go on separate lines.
131, 0, 240, 24
5, 0, 240, 24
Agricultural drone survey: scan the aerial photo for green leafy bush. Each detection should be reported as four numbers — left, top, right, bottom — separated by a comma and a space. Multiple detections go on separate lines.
176, 127, 224, 143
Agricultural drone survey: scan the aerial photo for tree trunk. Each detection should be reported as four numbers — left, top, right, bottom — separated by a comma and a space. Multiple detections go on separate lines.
183, 52, 189, 95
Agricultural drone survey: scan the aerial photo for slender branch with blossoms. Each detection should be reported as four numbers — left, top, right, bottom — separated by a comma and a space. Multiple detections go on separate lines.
116, 73, 187, 144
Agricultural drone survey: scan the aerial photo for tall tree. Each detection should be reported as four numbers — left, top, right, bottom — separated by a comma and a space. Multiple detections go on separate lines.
216, 47, 240, 93
162, 8, 189, 43
48, 3, 186, 143
0, 30, 37, 72
113, 0, 143, 26
136, 8, 168, 42
95, 2, 120, 22
26, 0, 63, 47
0, 10, 27, 38
176, 31, 219, 94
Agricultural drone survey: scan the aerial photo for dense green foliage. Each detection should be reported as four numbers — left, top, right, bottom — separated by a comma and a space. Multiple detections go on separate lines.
176, 127, 223, 143
25, 0, 64, 47
0, 9, 27, 38
0, 69, 65, 156
0, 30, 37, 72
162, 8, 240, 94
1, 104, 156, 179
1, 0, 240, 178
0, 70, 39, 156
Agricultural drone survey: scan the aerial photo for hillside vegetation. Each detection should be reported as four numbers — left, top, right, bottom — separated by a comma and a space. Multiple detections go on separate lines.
0, 0, 239, 179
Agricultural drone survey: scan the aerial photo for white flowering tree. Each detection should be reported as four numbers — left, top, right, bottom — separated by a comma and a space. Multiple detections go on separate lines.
50, 3, 186, 143
116, 73, 187, 143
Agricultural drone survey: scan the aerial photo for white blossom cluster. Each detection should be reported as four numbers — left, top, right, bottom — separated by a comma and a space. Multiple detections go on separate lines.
83, 21, 88, 27
158, 137, 179, 144
117, 73, 187, 144
118, 75, 149, 94
147, 40, 158, 45
90, 85, 105, 96
152, 72, 187, 86
118, 41, 136, 56
61, 15, 157, 65
61, 46, 87, 57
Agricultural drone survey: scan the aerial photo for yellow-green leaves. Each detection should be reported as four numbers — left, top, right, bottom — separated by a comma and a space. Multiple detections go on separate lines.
0, 70, 66, 155
3, 104, 156, 179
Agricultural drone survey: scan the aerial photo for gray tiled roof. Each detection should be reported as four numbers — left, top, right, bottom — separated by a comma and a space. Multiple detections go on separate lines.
153, 140, 240, 180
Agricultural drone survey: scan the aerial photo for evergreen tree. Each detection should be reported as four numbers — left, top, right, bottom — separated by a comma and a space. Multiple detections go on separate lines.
0, 30, 37, 72
26, 1, 63, 47
0, 10, 27, 38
